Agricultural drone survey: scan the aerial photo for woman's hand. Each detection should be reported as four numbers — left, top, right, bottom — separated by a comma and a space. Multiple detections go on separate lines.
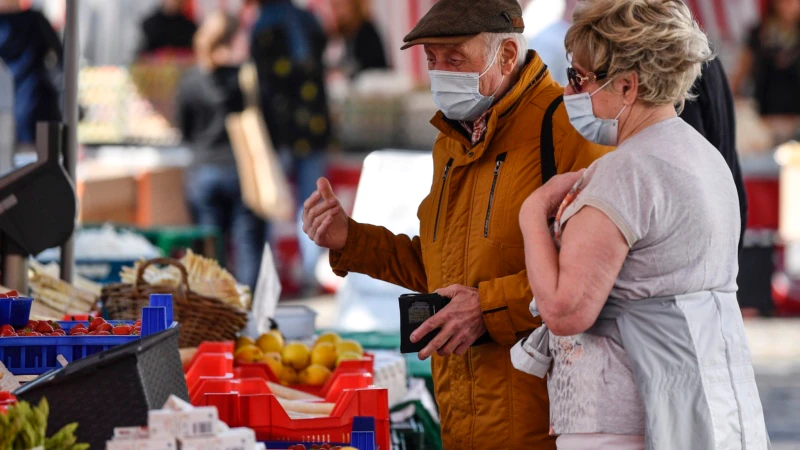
520, 170, 586, 228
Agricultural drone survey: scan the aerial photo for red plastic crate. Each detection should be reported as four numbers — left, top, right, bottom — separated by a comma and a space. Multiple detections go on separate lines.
203, 387, 389, 450
235, 352, 374, 397
184, 342, 375, 401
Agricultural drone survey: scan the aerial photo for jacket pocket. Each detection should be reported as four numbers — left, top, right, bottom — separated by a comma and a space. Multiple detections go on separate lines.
484, 152, 507, 238
433, 158, 454, 242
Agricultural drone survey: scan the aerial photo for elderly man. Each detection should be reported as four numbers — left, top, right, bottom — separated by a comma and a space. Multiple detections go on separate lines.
302, 0, 608, 447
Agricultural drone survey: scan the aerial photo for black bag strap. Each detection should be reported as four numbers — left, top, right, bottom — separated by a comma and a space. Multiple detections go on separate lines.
540, 95, 564, 185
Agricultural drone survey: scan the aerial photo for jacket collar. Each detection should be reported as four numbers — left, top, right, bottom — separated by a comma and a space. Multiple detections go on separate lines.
430, 51, 552, 163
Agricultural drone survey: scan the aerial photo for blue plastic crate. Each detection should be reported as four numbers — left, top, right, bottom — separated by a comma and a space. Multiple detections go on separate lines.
0, 294, 177, 375
262, 417, 377, 450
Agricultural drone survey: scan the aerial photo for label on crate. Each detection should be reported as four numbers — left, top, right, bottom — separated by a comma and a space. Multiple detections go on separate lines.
179, 408, 218, 438
113, 426, 149, 440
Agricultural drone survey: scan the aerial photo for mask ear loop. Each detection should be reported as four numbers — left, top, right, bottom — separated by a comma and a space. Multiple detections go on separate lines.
614, 104, 627, 120
480, 44, 506, 97
480, 44, 503, 78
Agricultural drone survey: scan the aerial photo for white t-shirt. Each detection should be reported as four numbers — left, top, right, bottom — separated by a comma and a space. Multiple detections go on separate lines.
549, 117, 741, 435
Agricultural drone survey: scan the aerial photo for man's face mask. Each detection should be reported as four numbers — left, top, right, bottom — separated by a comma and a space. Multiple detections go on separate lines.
428, 45, 505, 121
564, 77, 627, 146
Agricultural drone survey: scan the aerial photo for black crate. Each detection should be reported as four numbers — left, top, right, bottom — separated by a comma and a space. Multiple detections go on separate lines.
14, 326, 188, 449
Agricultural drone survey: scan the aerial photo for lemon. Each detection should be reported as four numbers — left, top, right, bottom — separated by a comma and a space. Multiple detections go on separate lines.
234, 344, 264, 364
281, 342, 312, 371
314, 332, 341, 347
259, 352, 283, 379
299, 364, 332, 386
310, 342, 337, 370
257, 332, 284, 354
336, 351, 362, 367
335, 340, 363, 356
236, 335, 256, 349
279, 366, 299, 385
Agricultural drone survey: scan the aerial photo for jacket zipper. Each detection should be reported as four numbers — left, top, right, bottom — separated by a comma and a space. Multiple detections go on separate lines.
433, 158, 454, 242
484, 153, 507, 238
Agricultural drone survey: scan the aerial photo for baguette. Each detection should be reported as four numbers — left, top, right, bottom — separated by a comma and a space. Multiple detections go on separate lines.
276, 399, 335, 416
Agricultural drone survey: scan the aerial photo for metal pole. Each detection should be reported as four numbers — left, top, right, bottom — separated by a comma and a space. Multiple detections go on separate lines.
60, 0, 79, 283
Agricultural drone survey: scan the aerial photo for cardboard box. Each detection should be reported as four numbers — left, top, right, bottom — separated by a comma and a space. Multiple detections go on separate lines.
135, 167, 191, 227
77, 168, 137, 225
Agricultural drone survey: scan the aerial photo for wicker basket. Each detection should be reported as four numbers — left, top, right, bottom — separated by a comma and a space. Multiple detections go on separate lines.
101, 258, 248, 348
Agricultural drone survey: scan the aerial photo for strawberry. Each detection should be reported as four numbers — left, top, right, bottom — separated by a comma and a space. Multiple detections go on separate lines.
52, 329, 66, 336
97, 323, 113, 333
48, 320, 61, 330
27, 320, 38, 329
34, 322, 54, 334
1, 325, 13, 334
70, 331, 87, 336
88, 317, 106, 331
1, 329, 17, 337
95, 331, 111, 336
87, 331, 98, 335
112, 325, 133, 335
4, 290, 18, 297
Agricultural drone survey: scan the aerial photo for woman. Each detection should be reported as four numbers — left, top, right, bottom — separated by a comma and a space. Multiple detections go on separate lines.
513, 1, 770, 449
732, 0, 800, 116
177, 12, 265, 289
330, 0, 388, 78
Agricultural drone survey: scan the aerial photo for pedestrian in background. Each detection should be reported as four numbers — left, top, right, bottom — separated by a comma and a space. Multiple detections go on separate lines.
732, 0, 800, 117
177, 12, 265, 290
250, 0, 332, 294
329, 0, 389, 79
139, 0, 198, 57
0, 0, 62, 149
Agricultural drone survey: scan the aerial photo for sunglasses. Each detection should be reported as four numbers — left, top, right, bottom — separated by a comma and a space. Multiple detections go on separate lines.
566, 67, 608, 93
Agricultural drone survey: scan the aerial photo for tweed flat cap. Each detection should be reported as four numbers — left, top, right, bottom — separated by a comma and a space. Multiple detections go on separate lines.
401, 0, 525, 50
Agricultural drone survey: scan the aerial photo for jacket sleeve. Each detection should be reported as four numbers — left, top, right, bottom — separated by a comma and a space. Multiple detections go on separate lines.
330, 218, 428, 294
478, 270, 543, 345
553, 104, 614, 173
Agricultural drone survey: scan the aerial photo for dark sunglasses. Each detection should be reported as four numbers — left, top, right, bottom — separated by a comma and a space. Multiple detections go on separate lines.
566, 67, 608, 93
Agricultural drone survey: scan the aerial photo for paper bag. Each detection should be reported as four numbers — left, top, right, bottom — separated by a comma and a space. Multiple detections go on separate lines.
226, 64, 294, 221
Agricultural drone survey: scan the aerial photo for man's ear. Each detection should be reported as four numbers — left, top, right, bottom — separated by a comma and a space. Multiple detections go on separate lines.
501, 38, 519, 76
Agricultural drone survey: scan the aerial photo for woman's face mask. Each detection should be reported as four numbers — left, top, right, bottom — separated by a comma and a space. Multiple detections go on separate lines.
428, 45, 505, 121
564, 78, 627, 146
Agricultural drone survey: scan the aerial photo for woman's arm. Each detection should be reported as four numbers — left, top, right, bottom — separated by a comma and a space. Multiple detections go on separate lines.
520, 179, 629, 336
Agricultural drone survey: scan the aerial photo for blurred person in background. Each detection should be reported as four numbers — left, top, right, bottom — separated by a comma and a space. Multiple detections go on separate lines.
0, 0, 62, 149
177, 12, 265, 290
250, 0, 332, 294
525, 0, 574, 87
139, 0, 198, 56
732, 0, 800, 117
330, 0, 389, 78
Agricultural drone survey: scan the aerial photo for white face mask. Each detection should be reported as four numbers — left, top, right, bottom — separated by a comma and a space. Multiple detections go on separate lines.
564, 78, 627, 146
429, 45, 505, 121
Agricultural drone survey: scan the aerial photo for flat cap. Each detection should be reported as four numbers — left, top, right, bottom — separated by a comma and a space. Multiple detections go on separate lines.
402, 0, 524, 50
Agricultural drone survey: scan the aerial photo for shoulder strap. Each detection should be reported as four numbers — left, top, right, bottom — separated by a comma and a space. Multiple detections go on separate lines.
540, 95, 564, 185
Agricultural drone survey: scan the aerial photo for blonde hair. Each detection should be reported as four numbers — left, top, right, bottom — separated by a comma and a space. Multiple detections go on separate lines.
565, 0, 713, 112
194, 12, 238, 69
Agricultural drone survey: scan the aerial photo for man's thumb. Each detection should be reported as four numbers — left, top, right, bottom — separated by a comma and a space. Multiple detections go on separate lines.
317, 177, 336, 201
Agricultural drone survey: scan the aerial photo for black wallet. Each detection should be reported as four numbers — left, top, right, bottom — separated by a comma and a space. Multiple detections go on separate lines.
398, 293, 492, 354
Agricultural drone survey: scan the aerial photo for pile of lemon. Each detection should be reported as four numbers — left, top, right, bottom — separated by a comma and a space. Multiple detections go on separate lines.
234, 331, 364, 387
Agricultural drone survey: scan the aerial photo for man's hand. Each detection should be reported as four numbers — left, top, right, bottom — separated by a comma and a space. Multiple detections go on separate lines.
302, 177, 350, 251
411, 285, 488, 360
